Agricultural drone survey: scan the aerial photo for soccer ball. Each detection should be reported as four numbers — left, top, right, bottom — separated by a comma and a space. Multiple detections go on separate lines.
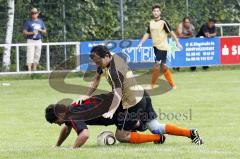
97, 131, 116, 146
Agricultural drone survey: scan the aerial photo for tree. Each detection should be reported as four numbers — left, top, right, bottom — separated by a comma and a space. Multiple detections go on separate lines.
2, 0, 14, 71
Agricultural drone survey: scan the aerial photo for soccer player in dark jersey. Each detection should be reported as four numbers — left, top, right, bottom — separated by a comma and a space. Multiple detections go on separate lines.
45, 105, 115, 148
45, 91, 203, 148
138, 4, 182, 89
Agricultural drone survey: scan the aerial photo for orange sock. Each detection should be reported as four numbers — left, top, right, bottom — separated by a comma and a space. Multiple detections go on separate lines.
151, 67, 160, 87
130, 132, 161, 144
165, 124, 191, 137
163, 70, 175, 87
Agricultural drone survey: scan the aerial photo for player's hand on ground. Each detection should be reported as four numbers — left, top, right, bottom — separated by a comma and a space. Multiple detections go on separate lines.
53, 145, 59, 148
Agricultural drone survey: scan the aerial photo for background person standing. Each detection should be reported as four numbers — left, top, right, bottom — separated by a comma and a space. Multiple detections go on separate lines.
23, 8, 46, 71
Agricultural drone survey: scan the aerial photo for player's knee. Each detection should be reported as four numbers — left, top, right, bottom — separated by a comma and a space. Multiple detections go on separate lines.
151, 125, 165, 135
153, 64, 160, 73
115, 130, 130, 143
82, 129, 90, 140
154, 63, 159, 67
161, 64, 168, 72
147, 119, 166, 135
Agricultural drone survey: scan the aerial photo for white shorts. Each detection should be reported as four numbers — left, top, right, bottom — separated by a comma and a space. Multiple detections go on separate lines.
26, 39, 42, 64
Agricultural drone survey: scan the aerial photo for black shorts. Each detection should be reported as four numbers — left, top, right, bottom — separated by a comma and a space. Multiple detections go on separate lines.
153, 47, 167, 64
113, 91, 157, 131
85, 116, 116, 126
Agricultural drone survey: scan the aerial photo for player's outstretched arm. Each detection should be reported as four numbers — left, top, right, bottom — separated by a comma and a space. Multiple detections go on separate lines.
102, 88, 122, 119
170, 31, 183, 50
78, 72, 101, 103
56, 125, 72, 147
73, 129, 89, 148
138, 33, 150, 48
86, 72, 101, 96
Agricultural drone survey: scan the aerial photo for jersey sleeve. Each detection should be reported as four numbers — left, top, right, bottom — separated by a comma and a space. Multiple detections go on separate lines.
66, 119, 88, 135
96, 66, 103, 75
64, 122, 73, 129
146, 23, 150, 34
109, 60, 124, 89
163, 20, 172, 33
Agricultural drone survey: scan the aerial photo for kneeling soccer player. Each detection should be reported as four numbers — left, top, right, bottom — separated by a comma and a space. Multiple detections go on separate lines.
86, 45, 203, 145
109, 91, 203, 145
45, 93, 165, 148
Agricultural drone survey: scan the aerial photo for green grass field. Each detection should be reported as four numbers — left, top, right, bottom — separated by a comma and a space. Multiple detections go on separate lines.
0, 69, 240, 159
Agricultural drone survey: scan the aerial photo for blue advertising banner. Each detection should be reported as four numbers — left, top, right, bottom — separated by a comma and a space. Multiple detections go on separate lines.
168, 37, 220, 67
79, 37, 221, 71
80, 39, 155, 71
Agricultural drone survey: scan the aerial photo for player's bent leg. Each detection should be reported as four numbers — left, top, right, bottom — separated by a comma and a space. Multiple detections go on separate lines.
164, 124, 191, 137
115, 129, 165, 144
129, 131, 165, 144
151, 63, 160, 88
115, 129, 131, 143
146, 119, 166, 135
160, 63, 167, 73
161, 64, 176, 89
147, 120, 203, 145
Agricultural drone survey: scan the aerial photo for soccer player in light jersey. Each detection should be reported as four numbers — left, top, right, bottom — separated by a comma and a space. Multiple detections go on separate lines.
138, 4, 182, 89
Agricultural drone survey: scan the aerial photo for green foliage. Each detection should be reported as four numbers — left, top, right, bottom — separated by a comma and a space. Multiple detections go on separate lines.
0, 0, 240, 42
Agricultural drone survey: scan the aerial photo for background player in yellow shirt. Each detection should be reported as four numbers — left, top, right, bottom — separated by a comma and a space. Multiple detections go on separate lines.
138, 4, 182, 89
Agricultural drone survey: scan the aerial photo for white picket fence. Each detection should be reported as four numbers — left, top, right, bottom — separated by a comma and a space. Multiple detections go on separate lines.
0, 42, 80, 75
215, 23, 240, 36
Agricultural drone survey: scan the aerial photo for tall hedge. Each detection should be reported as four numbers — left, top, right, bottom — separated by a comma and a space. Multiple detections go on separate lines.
0, 0, 239, 43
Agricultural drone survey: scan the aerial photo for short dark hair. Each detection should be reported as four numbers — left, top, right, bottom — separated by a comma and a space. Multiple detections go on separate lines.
45, 104, 67, 124
152, 4, 161, 11
90, 45, 111, 59
183, 16, 191, 22
208, 18, 216, 23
